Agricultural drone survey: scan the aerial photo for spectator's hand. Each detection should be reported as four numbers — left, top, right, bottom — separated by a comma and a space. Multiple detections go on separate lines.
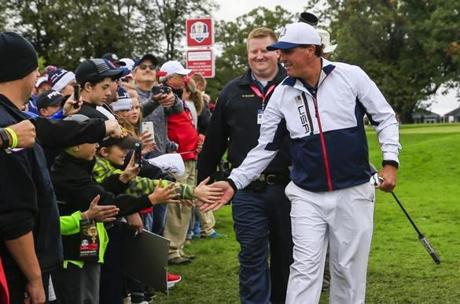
200, 180, 234, 212
82, 195, 119, 222
196, 134, 205, 154
154, 92, 175, 108
24, 277, 45, 304
139, 131, 155, 155
148, 181, 180, 205
127, 213, 144, 234
180, 199, 195, 207
62, 95, 82, 116
193, 199, 203, 207
9, 120, 36, 148
120, 81, 137, 90
378, 165, 398, 192
119, 153, 140, 183
104, 119, 123, 138
193, 177, 224, 205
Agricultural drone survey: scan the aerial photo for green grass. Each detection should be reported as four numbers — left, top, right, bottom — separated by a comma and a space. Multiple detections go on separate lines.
156, 123, 460, 304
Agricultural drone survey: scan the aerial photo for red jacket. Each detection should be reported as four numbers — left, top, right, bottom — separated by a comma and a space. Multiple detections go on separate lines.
0, 257, 9, 304
167, 103, 199, 161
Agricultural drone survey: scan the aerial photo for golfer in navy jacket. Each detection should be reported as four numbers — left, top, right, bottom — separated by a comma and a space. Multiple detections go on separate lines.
204, 22, 401, 304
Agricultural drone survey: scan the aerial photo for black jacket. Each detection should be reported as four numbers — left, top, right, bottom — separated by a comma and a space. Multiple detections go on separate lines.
0, 94, 106, 274
197, 101, 212, 135
51, 152, 153, 261
78, 102, 112, 120
51, 152, 152, 217
197, 66, 291, 183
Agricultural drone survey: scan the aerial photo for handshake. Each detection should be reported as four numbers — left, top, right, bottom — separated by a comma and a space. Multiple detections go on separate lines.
146, 177, 234, 212
193, 179, 235, 212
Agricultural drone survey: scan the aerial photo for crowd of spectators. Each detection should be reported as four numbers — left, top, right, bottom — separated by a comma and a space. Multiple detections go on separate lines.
0, 32, 223, 304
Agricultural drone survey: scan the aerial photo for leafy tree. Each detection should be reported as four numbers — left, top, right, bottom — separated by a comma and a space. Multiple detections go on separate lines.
1, 0, 216, 69
146, 0, 217, 60
321, 0, 460, 122
0, 1, 6, 31
207, 6, 293, 99
2, 0, 138, 69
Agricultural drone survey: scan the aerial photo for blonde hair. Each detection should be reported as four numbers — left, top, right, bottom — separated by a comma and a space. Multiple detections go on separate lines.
191, 73, 207, 89
185, 78, 203, 114
114, 88, 143, 137
247, 27, 277, 49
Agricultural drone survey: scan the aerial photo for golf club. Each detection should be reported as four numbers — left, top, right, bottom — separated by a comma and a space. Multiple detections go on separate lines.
388, 190, 441, 264
370, 170, 441, 264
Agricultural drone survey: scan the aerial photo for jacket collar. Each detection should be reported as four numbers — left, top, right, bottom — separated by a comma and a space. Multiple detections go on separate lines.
239, 64, 287, 87
0, 94, 31, 121
58, 151, 96, 173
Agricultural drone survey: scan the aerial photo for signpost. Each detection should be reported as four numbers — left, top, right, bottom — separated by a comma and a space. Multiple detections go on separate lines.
185, 17, 215, 78
186, 17, 214, 47
186, 49, 214, 78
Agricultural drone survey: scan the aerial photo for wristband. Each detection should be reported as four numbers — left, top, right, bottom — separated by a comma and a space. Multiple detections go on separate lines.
225, 178, 238, 193
4, 127, 18, 148
382, 160, 399, 169
0, 128, 10, 149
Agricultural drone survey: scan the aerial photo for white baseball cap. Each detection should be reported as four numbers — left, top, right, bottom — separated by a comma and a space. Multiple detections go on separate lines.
119, 58, 135, 71
267, 22, 321, 51
317, 29, 337, 54
35, 76, 49, 88
159, 60, 192, 77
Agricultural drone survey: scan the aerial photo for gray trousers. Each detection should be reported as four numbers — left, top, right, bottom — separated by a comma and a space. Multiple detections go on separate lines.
54, 263, 101, 304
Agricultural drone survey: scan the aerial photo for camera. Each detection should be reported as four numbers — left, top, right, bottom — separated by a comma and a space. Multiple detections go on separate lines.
152, 85, 171, 95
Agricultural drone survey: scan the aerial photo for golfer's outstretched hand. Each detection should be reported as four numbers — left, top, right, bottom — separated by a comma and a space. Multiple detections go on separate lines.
200, 180, 234, 212
378, 164, 398, 192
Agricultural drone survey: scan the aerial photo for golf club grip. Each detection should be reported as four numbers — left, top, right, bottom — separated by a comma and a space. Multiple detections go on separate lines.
419, 236, 441, 264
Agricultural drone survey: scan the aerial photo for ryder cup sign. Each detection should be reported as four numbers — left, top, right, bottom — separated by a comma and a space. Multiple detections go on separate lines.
186, 49, 215, 78
186, 17, 214, 47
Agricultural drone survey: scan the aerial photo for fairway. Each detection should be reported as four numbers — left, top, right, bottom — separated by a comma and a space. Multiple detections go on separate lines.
156, 123, 460, 304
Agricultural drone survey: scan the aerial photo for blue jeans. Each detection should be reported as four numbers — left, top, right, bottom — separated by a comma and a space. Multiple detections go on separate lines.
232, 184, 293, 304
141, 212, 153, 232
152, 203, 167, 235
187, 207, 201, 238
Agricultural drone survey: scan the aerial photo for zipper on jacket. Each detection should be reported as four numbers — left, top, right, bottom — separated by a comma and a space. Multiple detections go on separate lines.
312, 95, 333, 191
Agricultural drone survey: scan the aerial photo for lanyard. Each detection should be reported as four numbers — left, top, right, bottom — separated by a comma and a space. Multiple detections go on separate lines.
250, 84, 276, 110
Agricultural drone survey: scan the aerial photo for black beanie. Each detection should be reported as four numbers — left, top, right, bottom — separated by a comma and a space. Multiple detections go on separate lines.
0, 32, 38, 83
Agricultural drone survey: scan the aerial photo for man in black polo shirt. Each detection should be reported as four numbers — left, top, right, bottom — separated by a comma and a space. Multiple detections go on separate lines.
197, 27, 293, 304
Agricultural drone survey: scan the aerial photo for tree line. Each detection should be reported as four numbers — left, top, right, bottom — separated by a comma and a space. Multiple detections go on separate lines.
1, 0, 458, 122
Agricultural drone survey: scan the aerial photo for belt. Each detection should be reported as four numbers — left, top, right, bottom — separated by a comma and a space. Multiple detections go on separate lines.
257, 173, 289, 185
246, 173, 290, 191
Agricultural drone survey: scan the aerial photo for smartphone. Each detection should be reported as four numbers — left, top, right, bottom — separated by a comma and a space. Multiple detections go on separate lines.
73, 84, 81, 109
141, 121, 155, 142
134, 142, 143, 167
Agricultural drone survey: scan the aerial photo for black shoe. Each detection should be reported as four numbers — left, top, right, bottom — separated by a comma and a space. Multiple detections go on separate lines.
168, 256, 191, 265
181, 254, 196, 260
